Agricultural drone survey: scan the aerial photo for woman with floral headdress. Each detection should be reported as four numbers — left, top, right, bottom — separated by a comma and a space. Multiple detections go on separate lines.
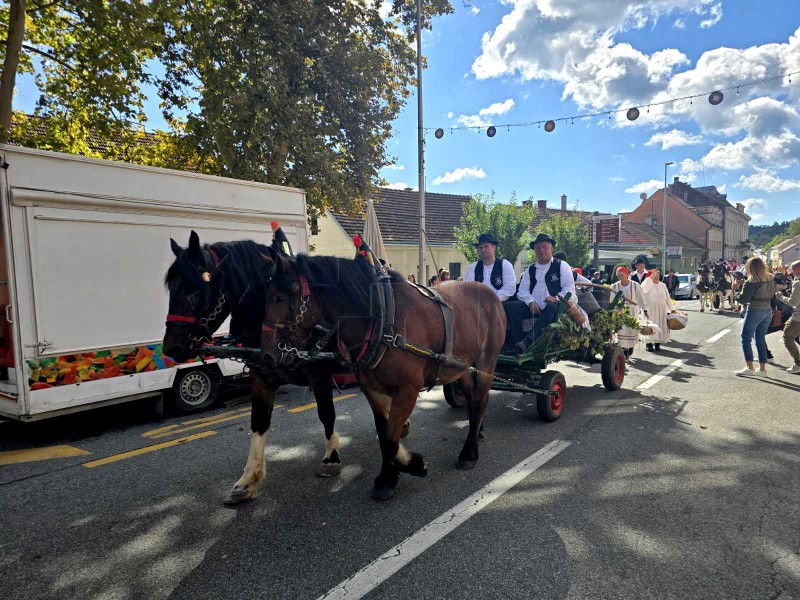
611, 266, 648, 358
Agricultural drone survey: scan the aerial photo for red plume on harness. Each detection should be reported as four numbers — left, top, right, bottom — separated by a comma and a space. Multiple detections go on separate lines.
270, 221, 280, 231
353, 234, 362, 249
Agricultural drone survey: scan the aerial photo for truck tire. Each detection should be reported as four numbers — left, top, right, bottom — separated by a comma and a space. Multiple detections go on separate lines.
170, 367, 221, 414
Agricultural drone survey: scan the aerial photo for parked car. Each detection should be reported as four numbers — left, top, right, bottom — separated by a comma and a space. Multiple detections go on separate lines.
674, 273, 698, 299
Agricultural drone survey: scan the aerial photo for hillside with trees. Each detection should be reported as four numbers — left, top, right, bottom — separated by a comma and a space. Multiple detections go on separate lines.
750, 221, 790, 248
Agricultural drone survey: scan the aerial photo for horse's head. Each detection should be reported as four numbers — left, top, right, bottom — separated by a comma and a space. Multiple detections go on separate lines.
163, 231, 231, 362
259, 251, 321, 367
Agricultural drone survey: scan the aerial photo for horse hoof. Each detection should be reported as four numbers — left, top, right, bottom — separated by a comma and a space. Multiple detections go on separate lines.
372, 486, 395, 501
316, 462, 342, 477
401, 420, 411, 438
455, 459, 477, 471
224, 485, 255, 505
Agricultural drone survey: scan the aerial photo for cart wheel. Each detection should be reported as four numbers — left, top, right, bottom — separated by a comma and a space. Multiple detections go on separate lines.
601, 345, 626, 391
536, 371, 565, 422
170, 367, 221, 414
443, 382, 466, 408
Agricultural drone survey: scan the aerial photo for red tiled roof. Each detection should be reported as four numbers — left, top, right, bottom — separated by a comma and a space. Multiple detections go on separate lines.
329, 188, 470, 245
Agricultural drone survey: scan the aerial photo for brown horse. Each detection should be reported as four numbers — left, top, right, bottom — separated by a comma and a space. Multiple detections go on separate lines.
259, 252, 506, 501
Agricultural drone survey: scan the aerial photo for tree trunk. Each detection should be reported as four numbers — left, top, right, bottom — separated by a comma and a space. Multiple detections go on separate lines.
0, 0, 27, 143
267, 141, 288, 183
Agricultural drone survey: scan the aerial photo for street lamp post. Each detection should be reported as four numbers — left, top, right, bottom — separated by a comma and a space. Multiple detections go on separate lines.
663, 162, 674, 274
416, 0, 426, 285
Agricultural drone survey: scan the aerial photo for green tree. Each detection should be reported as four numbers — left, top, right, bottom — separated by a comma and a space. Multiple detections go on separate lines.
156, 0, 452, 220
454, 192, 537, 264
764, 217, 800, 252
535, 212, 590, 267
0, 0, 166, 143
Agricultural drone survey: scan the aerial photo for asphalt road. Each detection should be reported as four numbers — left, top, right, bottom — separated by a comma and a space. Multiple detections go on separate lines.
1, 300, 799, 600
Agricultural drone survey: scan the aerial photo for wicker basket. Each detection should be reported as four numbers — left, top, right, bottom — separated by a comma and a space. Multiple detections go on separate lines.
639, 324, 655, 336
667, 312, 688, 331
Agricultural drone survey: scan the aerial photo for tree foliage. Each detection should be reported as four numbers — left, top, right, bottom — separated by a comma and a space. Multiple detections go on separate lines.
454, 192, 538, 264
535, 212, 590, 268
1, 0, 453, 219
763, 217, 800, 252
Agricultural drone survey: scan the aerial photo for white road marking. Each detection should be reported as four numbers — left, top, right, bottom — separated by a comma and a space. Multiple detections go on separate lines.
706, 328, 731, 343
637, 359, 687, 390
317, 439, 571, 600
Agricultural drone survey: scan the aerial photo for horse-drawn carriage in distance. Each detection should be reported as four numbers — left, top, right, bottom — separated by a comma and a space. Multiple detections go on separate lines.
443, 286, 628, 422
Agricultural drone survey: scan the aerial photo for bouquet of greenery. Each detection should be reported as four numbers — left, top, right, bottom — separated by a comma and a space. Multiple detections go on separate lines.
551, 305, 638, 357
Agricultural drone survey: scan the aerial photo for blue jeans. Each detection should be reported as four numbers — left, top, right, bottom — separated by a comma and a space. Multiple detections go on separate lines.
741, 307, 772, 364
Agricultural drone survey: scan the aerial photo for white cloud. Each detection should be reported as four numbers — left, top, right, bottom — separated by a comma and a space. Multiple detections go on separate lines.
702, 132, 800, 171
699, 2, 722, 28
625, 179, 662, 194
378, 1, 393, 20
447, 111, 454, 119
609, 176, 626, 182
479, 98, 515, 116
676, 158, 703, 184
673, 18, 686, 29
384, 181, 414, 190
645, 129, 705, 150
740, 198, 766, 221
737, 171, 800, 193
470, 5, 480, 16
384, 164, 405, 171
456, 98, 514, 127
717, 184, 726, 194
432, 166, 486, 185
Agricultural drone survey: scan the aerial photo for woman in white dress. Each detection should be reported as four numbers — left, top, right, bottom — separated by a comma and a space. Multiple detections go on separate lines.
610, 266, 648, 358
640, 269, 676, 352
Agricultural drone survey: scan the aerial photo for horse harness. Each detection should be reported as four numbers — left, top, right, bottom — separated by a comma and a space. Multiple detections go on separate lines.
272, 270, 465, 380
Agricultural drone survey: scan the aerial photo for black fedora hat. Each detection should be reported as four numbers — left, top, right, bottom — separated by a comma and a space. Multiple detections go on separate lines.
474, 233, 499, 246
633, 257, 646, 266
529, 233, 556, 249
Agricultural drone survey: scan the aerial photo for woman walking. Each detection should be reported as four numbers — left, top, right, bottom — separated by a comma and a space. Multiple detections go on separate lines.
611, 266, 648, 358
736, 256, 777, 377
641, 269, 676, 351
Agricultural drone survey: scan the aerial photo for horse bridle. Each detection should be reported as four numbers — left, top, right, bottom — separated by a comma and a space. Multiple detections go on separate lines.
261, 274, 321, 360
165, 246, 230, 344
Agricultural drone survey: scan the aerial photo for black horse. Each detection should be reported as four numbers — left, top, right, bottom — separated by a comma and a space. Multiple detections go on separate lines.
163, 231, 345, 504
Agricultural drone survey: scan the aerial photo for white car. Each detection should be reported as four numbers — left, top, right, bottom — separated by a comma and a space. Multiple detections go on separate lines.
674, 273, 698, 299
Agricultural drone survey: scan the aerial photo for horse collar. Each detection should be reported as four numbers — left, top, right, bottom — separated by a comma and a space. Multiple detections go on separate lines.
207, 247, 221, 267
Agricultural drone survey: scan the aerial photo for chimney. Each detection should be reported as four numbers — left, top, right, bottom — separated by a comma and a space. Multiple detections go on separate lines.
673, 176, 680, 184
537, 200, 547, 212
560, 194, 567, 211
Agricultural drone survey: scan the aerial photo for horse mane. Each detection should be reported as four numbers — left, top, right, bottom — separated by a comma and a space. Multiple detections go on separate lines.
165, 239, 272, 311
291, 254, 404, 317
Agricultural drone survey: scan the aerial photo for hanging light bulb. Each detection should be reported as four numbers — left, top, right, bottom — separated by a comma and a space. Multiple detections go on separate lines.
626, 107, 640, 121
708, 90, 724, 105
544, 120, 556, 132
486, 126, 497, 137
434, 128, 444, 139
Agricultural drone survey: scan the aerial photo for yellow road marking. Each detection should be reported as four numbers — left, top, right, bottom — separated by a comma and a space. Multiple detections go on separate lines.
288, 393, 358, 414
140, 424, 180, 437
82, 431, 216, 468
147, 413, 250, 439
0, 445, 90, 466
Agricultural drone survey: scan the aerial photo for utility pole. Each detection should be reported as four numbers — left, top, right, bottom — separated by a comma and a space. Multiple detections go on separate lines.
416, 0, 426, 285
663, 162, 674, 273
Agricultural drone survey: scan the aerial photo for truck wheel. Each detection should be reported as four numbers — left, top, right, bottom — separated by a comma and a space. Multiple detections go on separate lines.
536, 371, 565, 422
170, 367, 221, 414
443, 382, 466, 408
601, 345, 626, 391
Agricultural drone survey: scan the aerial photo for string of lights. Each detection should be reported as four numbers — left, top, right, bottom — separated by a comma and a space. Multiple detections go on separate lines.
430, 69, 800, 139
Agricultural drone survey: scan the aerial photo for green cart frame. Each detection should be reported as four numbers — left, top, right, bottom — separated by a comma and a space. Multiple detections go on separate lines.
444, 291, 627, 422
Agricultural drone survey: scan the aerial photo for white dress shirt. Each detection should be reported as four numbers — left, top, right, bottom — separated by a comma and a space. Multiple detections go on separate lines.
464, 259, 517, 301
517, 258, 576, 308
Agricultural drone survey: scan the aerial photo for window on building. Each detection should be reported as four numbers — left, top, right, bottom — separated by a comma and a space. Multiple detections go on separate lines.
448, 262, 461, 279
310, 216, 319, 236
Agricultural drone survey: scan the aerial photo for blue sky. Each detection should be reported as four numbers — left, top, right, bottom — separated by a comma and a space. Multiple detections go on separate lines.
378, 0, 800, 225
14, 1, 800, 225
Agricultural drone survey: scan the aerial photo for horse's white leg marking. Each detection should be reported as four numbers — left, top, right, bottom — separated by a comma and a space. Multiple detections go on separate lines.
395, 443, 411, 467
234, 432, 267, 490
324, 431, 340, 460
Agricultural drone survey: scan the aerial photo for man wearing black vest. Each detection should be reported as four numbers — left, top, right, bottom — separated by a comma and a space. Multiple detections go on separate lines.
516, 233, 576, 350
631, 258, 649, 285
464, 233, 517, 301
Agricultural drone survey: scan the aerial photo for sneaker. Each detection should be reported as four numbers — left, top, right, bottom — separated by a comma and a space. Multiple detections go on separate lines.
788, 364, 800, 374
734, 368, 756, 377
754, 370, 767, 377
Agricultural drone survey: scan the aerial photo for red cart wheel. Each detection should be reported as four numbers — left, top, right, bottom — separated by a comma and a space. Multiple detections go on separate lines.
536, 371, 565, 422
601, 345, 626, 391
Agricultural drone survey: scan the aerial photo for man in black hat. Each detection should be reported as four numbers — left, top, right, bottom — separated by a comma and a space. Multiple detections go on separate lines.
631, 257, 649, 285
464, 233, 517, 301
516, 233, 576, 348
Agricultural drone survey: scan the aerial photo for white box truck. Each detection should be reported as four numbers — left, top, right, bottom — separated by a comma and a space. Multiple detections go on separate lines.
0, 145, 308, 420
